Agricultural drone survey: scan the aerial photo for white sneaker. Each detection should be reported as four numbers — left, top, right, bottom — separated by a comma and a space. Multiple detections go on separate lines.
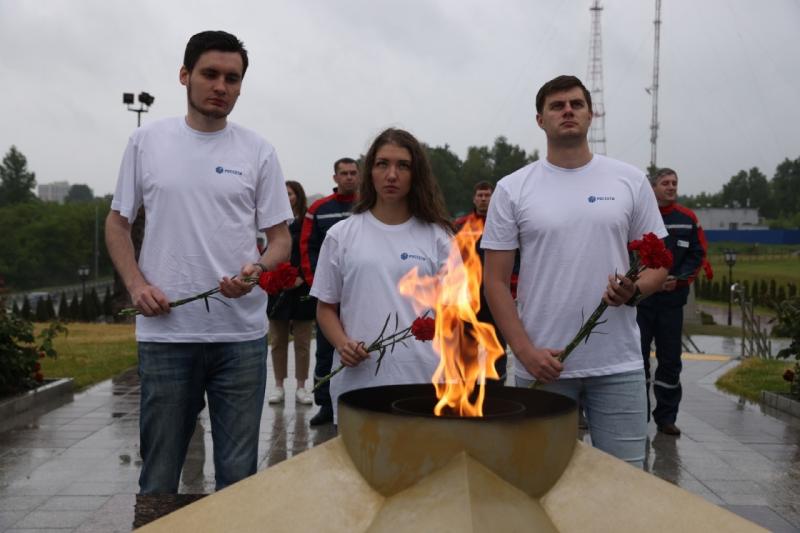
295, 387, 313, 405
268, 387, 285, 404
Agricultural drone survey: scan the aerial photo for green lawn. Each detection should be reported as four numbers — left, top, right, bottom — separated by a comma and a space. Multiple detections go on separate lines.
35, 322, 137, 390
707, 258, 800, 286
715, 357, 794, 402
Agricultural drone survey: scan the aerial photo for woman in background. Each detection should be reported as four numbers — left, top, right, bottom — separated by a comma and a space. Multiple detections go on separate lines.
268, 180, 315, 405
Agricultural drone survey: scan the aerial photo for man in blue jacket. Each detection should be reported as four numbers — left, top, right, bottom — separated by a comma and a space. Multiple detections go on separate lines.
637, 167, 711, 436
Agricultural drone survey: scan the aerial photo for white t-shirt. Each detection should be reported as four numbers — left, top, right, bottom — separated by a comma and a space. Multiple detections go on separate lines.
111, 117, 293, 342
310, 211, 452, 421
482, 155, 667, 379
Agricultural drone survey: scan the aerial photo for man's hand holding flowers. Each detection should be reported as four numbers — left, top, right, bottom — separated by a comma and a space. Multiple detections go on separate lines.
129, 282, 171, 317
528, 232, 672, 387
603, 272, 639, 307
219, 262, 266, 298
120, 262, 299, 317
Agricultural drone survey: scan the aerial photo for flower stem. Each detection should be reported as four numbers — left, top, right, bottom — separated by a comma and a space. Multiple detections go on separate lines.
311, 328, 416, 392
118, 276, 259, 317
531, 264, 640, 389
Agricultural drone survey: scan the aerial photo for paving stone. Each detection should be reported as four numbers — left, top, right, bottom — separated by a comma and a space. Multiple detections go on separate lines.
723, 505, 799, 533
0, 495, 46, 512
12, 510, 92, 529
0, 510, 26, 529
38, 496, 110, 511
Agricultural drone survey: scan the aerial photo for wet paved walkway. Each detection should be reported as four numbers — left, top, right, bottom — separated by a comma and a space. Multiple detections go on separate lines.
1, 345, 799, 532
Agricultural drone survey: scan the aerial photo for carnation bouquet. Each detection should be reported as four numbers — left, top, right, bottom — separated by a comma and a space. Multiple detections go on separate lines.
534, 232, 672, 382
119, 262, 299, 317
312, 314, 435, 392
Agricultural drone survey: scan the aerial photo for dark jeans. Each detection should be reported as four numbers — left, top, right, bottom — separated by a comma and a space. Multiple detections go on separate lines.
312, 327, 334, 407
137, 337, 267, 494
637, 305, 684, 425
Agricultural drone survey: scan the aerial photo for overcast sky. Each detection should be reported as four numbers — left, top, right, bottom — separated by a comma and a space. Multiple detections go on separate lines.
2, 0, 798, 199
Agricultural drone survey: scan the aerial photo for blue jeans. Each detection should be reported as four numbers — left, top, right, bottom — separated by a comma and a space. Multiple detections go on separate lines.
516, 370, 647, 468
138, 337, 267, 494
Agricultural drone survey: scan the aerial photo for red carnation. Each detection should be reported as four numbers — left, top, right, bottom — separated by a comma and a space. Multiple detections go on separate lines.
411, 317, 435, 341
275, 263, 298, 288
39, 351, 46, 359
34, 362, 41, 372
628, 232, 673, 270
784, 369, 796, 383
258, 271, 282, 295
258, 263, 299, 295
34, 372, 44, 383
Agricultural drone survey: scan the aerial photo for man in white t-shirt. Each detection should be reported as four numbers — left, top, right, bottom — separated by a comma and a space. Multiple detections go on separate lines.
482, 75, 668, 467
105, 31, 292, 493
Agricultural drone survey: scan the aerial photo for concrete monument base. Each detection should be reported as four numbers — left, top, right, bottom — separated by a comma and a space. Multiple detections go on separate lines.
138, 437, 762, 532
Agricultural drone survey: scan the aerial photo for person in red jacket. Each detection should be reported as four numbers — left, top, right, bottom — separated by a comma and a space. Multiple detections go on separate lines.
637, 167, 712, 436
300, 158, 359, 425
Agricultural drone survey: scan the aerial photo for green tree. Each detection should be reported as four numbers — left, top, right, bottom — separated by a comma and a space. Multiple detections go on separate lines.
425, 144, 467, 217
58, 292, 69, 319
0, 146, 37, 206
771, 156, 800, 218
491, 136, 536, 181
461, 146, 493, 189
720, 167, 771, 214
65, 184, 94, 203
102, 287, 113, 318
680, 191, 724, 209
0, 199, 113, 290
20, 296, 31, 320
68, 293, 80, 320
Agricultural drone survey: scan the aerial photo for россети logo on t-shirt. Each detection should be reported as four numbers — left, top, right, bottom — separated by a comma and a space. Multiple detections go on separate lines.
587, 195, 615, 203
400, 252, 427, 262
215, 166, 243, 176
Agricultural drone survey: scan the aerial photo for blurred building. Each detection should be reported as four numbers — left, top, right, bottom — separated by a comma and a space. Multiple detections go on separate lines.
694, 207, 765, 230
38, 181, 70, 203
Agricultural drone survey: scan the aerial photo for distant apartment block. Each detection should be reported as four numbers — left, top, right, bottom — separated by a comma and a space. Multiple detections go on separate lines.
38, 181, 70, 203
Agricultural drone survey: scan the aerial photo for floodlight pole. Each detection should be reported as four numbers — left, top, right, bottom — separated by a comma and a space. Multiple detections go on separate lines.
123, 92, 155, 127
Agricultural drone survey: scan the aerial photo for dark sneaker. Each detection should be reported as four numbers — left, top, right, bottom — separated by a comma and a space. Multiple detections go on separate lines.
309, 405, 333, 426
657, 423, 681, 436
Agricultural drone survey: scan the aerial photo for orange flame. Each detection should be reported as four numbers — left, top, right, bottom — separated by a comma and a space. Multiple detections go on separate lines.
398, 217, 505, 417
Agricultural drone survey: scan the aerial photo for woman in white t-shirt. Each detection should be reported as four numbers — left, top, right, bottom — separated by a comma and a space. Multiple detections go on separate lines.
309, 128, 454, 423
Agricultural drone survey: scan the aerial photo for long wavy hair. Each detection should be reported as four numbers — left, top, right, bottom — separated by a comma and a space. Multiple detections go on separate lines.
353, 128, 454, 234
285, 180, 307, 219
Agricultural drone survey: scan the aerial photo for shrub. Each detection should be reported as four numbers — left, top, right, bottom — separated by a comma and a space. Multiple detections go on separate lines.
0, 301, 67, 395
68, 293, 80, 320
772, 297, 800, 400
58, 292, 69, 319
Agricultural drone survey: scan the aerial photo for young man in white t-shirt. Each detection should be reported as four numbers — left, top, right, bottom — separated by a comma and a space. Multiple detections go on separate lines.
105, 31, 292, 493
482, 75, 668, 467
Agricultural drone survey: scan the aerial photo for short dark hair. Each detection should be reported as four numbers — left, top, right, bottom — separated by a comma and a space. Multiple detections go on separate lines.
184, 31, 249, 77
353, 128, 454, 234
535, 75, 593, 114
650, 167, 678, 186
473, 181, 493, 194
334, 158, 358, 174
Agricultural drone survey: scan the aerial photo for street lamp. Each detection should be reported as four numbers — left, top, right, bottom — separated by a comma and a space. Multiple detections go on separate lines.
123, 91, 155, 127
78, 266, 90, 299
724, 249, 738, 326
